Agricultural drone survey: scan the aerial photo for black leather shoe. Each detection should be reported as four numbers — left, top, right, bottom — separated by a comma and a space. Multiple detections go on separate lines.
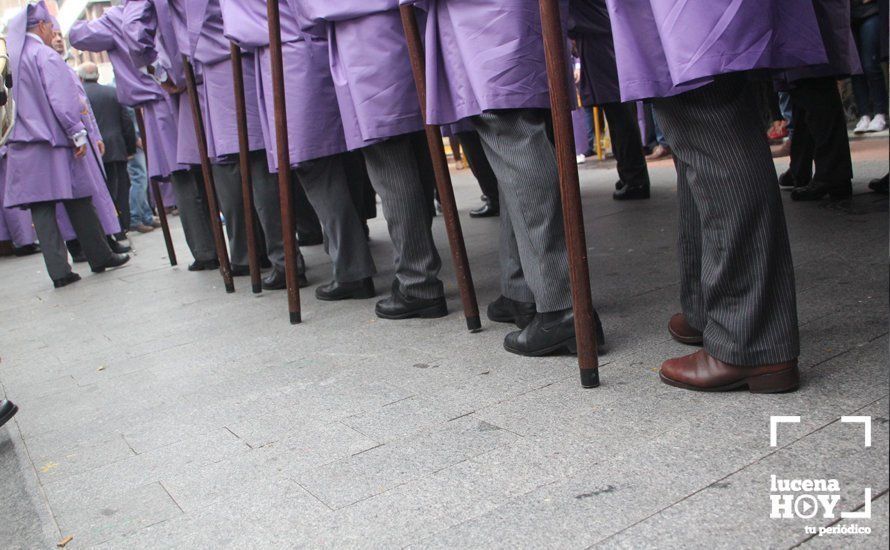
613, 185, 650, 201
869, 174, 889, 195
188, 258, 219, 271
92, 253, 130, 273
504, 308, 605, 357
791, 179, 852, 201
231, 264, 251, 277
299, 233, 324, 247
262, 266, 288, 290
470, 202, 500, 218
615, 180, 626, 191
316, 277, 376, 301
375, 282, 447, 320
778, 170, 804, 189
487, 296, 536, 329
0, 399, 18, 428
107, 237, 131, 254
13, 244, 40, 257
71, 251, 87, 263
52, 272, 81, 288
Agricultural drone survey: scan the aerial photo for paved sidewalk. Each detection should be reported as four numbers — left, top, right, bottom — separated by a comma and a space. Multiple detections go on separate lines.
1, 139, 887, 549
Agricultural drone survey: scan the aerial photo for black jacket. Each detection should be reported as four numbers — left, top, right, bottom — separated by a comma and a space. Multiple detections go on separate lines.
568, 0, 621, 107
82, 81, 137, 164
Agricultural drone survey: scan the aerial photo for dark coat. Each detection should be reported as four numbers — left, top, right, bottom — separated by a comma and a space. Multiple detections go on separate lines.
82, 81, 137, 164
568, 0, 621, 107
780, 0, 862, 85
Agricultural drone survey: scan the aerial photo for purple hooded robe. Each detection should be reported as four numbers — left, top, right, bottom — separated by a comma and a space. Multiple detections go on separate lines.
603, 0, 832, 101
3, 4, 95, 208
399, 0, 557, 126
185, 0, 265, 161
221, 0, 347, 170
122, 0, 201, 166
297, 0, 424, 148
0, 149, 37, 247
69, 6, 181, 180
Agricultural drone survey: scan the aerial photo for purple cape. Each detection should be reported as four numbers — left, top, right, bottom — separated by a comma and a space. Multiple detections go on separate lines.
604, 0, 830, 101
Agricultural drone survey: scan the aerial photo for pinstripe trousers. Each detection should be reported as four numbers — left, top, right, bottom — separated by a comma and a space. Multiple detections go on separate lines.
362, 136, 445, 299
295, 154, 377, 284
472, 110, 573, 313
653, 75, 800, 366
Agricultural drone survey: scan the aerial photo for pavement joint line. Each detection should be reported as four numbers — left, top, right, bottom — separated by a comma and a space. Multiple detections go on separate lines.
295, 480, 336, 512
801, 331, 889, 371
590, 393, 890, 548
159, 480, 187, 515
7, 409, 64, 541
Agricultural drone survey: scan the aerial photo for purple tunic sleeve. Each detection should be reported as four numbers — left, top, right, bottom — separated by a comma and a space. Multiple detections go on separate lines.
121, 0, 161, 68
69, 19, 116, 52
39, 53, 86, 139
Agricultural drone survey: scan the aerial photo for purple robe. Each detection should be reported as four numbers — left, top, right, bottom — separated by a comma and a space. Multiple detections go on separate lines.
69, 6, 181, 179
223, 0, 347, 169
56, 70, 122, 239
400, 0, 554, 126
4, 34, 94, 208
186, 0, 265, 160
0, 150, 37, 247
604, 0, 831, 101
298, 0, 424, 148
122, 0, 201, 166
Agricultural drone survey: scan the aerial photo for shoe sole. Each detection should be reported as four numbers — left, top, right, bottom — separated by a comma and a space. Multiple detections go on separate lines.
376, 303, 448, 320
504, 337, 578, 357
659, 367, 800, 394
0, 403, 19, 428
316, 289, 377, 302
668, 327, 704, 346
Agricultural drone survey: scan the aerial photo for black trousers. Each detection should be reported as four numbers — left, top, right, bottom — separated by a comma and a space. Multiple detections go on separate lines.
104, 161, 131, 231
601, 102, 651, 190
343, 150, 378, 222
456, 130, 500, 204
789, 77, 853, 186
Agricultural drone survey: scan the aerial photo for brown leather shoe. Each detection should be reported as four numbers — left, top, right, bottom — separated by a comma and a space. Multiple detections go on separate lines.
669, 313, 703, 345
660, 350, 799, 393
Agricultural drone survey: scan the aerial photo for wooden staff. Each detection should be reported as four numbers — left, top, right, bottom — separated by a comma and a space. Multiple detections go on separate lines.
182, 56, 235, 294
230, 43, 263, 294
538, 0, 600, 388
266, 0, 302, 325
399, 6, 481, 333
135, 108, 177, 266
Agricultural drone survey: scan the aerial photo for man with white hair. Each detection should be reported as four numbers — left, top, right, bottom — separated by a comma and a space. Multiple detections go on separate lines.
3, 1, 129, 287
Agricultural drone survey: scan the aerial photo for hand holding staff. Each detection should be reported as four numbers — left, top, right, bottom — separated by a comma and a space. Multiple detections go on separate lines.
400, 5, 481, 333
182, 56, 236, 294
230, 43, 263, 295
266, 0, 303, 325
538, 0, 600, 388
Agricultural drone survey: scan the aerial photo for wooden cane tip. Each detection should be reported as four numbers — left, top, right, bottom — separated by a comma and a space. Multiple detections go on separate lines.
225, 283, 236, 294
466, 315, 482, 333
580, 368, 601, 389
290, 312, 302, 325
252, 284, 263, 295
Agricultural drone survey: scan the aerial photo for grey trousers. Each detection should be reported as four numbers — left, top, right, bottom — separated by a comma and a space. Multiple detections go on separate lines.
295, 154, 376, 283
210, 162, 249, 267
362, 136, 444, 299
653, 75, 800, 366
222, 150, 284, 270
472, 110, 573, 313
170, 169, 216, 263
30, 198, 112, 281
